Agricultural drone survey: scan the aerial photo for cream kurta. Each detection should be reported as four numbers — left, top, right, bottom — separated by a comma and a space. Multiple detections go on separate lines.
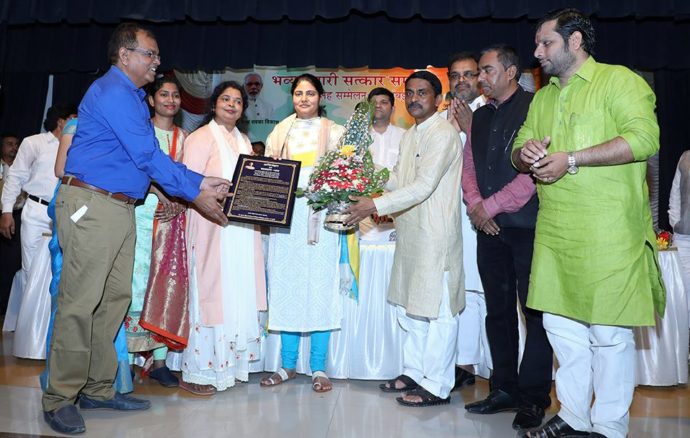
374, 113, 464, 318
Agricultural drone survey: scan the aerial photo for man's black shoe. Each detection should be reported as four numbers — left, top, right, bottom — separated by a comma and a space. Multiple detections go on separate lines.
79, 393, 151, 411
452, 368, 476, 391
512, 403, 545, 430
43, 405, 86, 435
520, 415, 590, 437
464, 389, 518, 414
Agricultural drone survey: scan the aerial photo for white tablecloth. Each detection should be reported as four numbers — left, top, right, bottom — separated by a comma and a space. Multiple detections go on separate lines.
634, 249, 689, 386
255, 240, 404, 379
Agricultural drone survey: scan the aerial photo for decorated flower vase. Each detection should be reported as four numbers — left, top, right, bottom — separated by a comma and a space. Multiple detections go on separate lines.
324, 200, 355, 231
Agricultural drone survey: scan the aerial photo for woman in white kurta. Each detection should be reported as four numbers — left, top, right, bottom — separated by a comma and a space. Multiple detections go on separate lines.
260, 74, 344, 392
180, 81, 266, 395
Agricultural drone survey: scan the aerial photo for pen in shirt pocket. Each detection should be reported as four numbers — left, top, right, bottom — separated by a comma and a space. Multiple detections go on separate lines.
503, 129, 517, 154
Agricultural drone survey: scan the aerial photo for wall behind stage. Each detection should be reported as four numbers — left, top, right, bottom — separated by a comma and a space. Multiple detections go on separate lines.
175, 65, 539, 144
177, 65, 446, 143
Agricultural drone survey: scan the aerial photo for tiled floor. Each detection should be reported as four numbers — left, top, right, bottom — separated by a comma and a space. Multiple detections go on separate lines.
1, 331, 689, 437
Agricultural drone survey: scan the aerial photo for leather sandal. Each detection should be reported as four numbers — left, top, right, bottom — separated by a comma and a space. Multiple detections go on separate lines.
260, 368, 294, 387
178, 380, 216, 396
396, 387, 450, 407
379, 374, 419, 393
311, 371, 332, 393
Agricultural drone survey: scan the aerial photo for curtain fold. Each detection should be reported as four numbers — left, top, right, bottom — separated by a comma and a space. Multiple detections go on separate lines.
3, 16, 690, 73
3, 0, 690, 24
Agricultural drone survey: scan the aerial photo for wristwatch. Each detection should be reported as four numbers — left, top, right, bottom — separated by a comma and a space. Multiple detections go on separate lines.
567, 152, 579, 175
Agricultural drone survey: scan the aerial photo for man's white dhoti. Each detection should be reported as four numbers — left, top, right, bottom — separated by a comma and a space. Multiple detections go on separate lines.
398, 272, 458, 398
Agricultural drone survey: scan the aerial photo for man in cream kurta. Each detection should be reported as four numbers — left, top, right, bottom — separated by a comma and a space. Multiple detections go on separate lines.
346, 70, 463, 406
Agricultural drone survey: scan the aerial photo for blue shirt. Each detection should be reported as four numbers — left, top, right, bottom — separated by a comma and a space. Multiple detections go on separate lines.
64, 66, 202, 201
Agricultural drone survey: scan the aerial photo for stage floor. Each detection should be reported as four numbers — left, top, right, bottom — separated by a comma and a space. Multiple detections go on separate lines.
1, 330, 689, 437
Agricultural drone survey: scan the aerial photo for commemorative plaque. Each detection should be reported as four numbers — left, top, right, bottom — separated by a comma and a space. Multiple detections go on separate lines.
224, 154, 301, 228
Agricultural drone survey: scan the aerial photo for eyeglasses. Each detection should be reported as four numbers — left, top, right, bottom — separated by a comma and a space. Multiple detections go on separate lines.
126, 47, 160, 61
448, 71, 479, 81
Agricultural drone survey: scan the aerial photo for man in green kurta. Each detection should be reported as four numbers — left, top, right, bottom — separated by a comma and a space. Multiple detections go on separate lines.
511, 8, 664, 438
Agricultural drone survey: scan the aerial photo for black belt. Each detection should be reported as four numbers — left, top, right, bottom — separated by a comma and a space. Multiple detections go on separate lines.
28, 194, 49, 206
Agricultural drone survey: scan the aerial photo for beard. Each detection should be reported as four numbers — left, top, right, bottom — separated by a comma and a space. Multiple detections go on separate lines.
543, 48, 577, 77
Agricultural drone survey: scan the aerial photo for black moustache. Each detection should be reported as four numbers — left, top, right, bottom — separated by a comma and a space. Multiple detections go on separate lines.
407, 103, 422, 109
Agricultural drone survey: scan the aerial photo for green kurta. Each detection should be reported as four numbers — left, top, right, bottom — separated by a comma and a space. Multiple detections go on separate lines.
513, 57, 664, 326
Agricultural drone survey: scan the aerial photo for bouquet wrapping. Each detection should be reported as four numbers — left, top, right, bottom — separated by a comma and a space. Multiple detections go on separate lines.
302, 101, 389, 230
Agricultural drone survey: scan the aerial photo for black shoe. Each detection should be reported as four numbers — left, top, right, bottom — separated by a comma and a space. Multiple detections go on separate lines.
452, 368, 476, 391
43, 405, 86, 435
521, 415, 590, 437
512, 403, 545, 430
79, 393, 151, 411
149, 366, 179, 387
465, 389, 518, 414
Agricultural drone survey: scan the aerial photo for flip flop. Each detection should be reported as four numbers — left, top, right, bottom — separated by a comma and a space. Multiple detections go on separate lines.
396, 387, 450, 407
311, 371, 332, 393
379, 374, 419, 393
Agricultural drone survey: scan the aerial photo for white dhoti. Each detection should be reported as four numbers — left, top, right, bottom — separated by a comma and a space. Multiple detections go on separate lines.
398, 272, 458, 399
543, 313, 635, 438
455, 205, 490, 377
12, 198, 52, 359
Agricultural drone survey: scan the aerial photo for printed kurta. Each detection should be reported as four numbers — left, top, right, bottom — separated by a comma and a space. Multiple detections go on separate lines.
265, 115, 345, 332
513, 57, 664, 326
374, 113, 464, 318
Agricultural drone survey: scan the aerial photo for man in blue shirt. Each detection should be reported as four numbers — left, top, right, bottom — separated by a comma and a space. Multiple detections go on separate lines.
42, 23, 230, 435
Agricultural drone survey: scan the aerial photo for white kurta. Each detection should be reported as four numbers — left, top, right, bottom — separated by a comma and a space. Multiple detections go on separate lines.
359, 124, 404, 242
374, 113, 464, 318
265, 116, 345, 332
182, 123, 261, 390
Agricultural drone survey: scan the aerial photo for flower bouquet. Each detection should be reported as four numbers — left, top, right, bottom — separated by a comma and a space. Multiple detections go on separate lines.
302, 101, 390, 231
656, 230, 672, 250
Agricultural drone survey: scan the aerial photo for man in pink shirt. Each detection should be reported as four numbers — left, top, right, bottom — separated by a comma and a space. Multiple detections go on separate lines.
461, 44, 553, 431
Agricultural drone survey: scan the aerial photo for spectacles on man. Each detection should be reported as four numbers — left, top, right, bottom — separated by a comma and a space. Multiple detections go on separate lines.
448, 71, 479, 81
126, 47, 161, 62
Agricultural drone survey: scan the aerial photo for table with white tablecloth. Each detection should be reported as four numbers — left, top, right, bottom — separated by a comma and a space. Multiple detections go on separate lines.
634, 249, 689, 386
254, 239, 404, 380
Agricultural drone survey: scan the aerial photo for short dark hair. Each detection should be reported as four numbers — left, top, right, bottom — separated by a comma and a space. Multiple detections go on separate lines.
480, 44, 522, 81
251, 141, 266, 156
405, 70, 442, 97
367, 87, 395, 106
200, 81, 249, 133
44, 103, 77, 132
108, 22, 156, 65
537, 8, 596, 55
1, 133, 18, 142
290, 73, 327, 117
447, 52, 478, 71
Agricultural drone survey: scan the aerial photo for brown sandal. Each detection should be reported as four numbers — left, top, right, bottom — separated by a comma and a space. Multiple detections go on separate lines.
260, 368, 294, 387
311, 371, 332, 393
179, 380, 216, 396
